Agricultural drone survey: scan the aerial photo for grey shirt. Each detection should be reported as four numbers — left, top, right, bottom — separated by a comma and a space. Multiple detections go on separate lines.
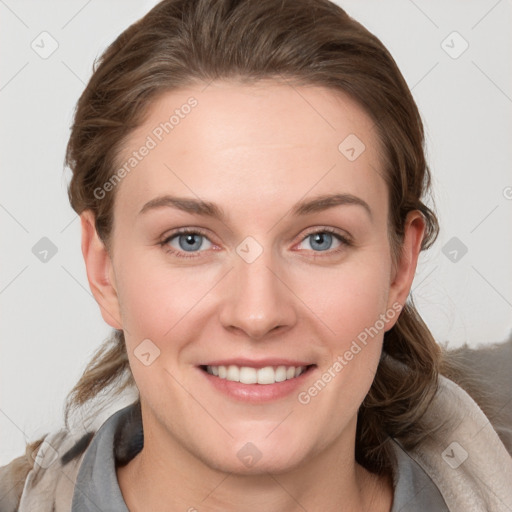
71, 403, 449, 511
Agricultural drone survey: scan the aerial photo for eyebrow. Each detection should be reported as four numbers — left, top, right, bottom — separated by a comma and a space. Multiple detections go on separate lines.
138, 193, 373, 221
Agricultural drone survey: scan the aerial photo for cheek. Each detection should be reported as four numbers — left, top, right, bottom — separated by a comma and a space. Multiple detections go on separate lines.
114, 249, 216, 338
293, 261, 391, 422
113, 253, 214, 393
297, 258, 391, 344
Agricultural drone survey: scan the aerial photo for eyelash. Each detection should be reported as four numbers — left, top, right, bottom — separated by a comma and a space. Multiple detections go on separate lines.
159, 227, 352, 260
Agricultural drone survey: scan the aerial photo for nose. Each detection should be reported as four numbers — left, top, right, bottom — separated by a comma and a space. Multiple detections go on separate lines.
219, 246, 297, 340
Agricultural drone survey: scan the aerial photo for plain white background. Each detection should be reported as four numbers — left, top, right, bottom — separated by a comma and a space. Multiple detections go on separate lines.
1, 0, 511, 466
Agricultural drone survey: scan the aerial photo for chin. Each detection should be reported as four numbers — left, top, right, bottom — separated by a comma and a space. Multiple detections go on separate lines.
200, 438, 312, 476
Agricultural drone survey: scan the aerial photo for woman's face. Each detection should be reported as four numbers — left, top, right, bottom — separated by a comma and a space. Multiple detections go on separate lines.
83, 80, 424, 474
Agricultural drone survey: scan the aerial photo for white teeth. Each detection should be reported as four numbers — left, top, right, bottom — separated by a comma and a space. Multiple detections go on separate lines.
239, 366, 257, 384
227, 365, 239, 381
257, 366, 275, 384
205, 364, 307, 385
275, 366, 287, 382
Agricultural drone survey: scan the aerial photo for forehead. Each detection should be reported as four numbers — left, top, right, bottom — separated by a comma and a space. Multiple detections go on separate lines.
113, 80, 387, 223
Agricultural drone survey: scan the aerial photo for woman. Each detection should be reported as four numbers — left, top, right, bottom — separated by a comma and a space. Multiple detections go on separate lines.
1, 0, 511, 510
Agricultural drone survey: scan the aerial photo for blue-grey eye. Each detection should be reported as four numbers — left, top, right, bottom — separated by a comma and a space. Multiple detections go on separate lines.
299, 232, 342, 252
169, 233, 212, 252
310, 232, 332, 251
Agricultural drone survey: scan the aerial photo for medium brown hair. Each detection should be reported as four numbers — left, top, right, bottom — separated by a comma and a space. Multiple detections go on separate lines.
64, 0, 442, 475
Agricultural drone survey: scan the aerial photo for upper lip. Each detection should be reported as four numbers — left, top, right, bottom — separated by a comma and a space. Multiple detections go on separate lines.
199, 358, 315, 369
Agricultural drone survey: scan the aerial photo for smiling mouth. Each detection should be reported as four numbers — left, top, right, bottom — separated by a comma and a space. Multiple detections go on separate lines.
199, 364, 316, 385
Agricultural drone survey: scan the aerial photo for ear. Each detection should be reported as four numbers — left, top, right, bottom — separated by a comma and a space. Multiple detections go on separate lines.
384, 210, 426, 330
80, 210, 123, 330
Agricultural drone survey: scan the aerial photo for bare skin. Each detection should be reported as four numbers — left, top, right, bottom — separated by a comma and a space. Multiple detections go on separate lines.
81, 80, 425, 511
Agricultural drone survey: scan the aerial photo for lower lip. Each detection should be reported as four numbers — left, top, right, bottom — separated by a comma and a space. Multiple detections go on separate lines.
197, 366, 316, 403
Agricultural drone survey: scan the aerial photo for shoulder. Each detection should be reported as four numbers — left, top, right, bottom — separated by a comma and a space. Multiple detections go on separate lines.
0, 436, 45, 512
0, 428, 94, 512
3, 400, 141, 511
401, 362, 512, 511
443, 335, 512, 454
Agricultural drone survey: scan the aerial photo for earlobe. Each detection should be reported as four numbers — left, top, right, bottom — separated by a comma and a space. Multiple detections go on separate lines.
385, 211, 426, 330
80, 210, 123, 330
